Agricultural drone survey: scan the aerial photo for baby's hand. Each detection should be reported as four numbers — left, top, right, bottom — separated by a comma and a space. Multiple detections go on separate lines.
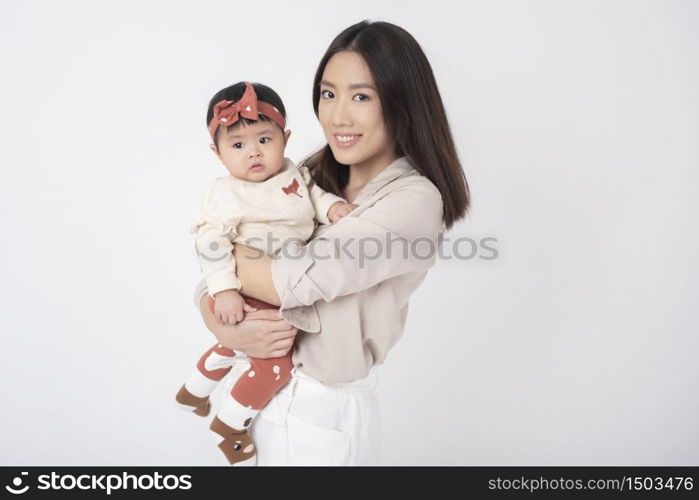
328, 201, 359, 223
213, 290, 257, 325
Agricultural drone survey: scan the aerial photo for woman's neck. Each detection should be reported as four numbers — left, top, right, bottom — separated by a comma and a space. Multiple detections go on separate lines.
343, 149, 399, 203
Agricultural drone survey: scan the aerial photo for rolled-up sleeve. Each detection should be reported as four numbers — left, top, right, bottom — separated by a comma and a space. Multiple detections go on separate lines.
193, 275, 321, 334
271, 179, 444, 309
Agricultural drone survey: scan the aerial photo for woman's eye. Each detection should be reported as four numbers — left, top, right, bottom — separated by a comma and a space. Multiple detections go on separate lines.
259, 137, 271, 144
353, 94, 369, 102
320, 90, 334, 99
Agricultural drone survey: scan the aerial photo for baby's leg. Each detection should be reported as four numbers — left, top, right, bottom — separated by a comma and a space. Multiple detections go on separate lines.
231, 354, 295, 410
211, 351, 294, 465
210, 295, 294, 466
176, 297, 238, 417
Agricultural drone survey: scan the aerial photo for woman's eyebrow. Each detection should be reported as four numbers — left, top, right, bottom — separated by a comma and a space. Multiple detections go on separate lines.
320, 80, 376, 91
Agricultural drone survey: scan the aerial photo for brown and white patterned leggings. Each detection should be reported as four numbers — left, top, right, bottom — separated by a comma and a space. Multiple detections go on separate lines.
199, 295, 294, 411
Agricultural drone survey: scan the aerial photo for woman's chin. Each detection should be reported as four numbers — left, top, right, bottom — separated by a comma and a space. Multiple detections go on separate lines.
328, 147, 366, 167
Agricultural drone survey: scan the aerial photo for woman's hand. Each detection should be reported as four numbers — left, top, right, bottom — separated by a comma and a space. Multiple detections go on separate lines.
199, 295, 298, 359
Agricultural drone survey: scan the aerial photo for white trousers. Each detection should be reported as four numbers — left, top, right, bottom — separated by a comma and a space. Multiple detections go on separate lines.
215, 361, 382, 466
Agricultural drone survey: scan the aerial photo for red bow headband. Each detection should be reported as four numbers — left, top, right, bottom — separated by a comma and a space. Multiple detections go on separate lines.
208, 82, 286, 141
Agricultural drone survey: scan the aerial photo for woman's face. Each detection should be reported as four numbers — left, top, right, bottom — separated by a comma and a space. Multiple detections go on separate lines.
318, 51, 396, 170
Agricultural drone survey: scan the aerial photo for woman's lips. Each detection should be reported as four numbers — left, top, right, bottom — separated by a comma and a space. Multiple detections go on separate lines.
333, 134, 362, 148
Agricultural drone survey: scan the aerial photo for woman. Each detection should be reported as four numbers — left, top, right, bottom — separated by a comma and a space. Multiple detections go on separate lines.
194, 20, 470, 465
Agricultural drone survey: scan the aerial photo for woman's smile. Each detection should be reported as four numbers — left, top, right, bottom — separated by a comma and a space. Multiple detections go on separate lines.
333, 134, 362, 148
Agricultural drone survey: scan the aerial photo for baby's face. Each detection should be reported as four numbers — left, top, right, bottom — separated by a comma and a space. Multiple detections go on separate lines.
212, 120, 290, 182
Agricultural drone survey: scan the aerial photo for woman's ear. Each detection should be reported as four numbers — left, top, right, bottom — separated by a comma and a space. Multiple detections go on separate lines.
283, 129, 291, 146
209, 143, 221, 160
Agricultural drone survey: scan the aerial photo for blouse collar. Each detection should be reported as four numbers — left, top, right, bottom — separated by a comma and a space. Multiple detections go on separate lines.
352, 156, 417, 205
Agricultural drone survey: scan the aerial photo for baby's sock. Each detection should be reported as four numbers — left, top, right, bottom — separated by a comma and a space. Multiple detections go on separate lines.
210, 395, 260, 466
175, 384, 211, 417
176, 366, 224, 416
176, 344, 237, 417
210, 417, 256, 466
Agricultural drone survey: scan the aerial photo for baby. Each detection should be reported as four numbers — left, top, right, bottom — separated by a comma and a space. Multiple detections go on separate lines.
176, 81, 356, 466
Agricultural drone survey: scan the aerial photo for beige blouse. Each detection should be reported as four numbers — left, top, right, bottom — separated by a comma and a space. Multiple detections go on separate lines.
194, 155, 445, 384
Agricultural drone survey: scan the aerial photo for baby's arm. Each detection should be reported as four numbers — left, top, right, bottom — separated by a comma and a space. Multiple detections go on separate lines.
192, 179, 255, 324
299, 166, 356, 224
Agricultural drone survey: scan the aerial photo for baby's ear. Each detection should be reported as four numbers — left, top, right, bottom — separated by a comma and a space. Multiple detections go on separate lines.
209, 143, 221, 159
283, 129, 291, 145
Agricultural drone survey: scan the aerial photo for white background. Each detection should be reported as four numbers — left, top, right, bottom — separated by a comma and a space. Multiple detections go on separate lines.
1, 0, 697, 465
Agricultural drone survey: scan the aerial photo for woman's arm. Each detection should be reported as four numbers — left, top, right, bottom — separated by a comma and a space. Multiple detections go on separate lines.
235, 180, 444, 310
232, 245, 281, 306
198, 294, 296, 358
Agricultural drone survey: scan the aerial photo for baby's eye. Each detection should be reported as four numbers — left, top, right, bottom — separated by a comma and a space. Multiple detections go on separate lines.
320, 90, 334, 99
353, 94, 369, 102
232, 142, 243, 149
259, 137, 271, 144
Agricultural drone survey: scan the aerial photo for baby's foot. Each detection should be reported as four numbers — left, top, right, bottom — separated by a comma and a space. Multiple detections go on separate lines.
175, 384, 211, 417
210, 416, 256, 466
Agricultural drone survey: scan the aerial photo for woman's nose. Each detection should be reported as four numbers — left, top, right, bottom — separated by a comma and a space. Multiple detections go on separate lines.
331, 99, 352, 127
